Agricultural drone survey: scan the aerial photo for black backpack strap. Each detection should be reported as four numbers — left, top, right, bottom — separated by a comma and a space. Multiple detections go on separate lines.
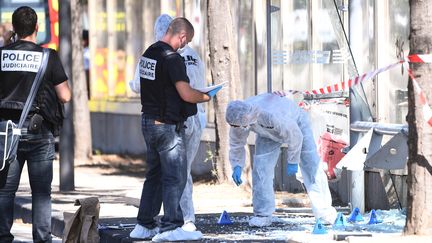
18, 48, 50, 129
158, 49, 177, 122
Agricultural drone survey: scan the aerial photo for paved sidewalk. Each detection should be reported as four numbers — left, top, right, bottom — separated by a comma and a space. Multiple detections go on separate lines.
12, 157, 261, 242
14, 159, 143, 239
12, 157, 432, 243
11, 221, 62, 243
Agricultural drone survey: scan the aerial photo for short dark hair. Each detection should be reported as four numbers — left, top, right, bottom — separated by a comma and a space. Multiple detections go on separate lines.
12, 6, 37, 38
167, 17, 194, 37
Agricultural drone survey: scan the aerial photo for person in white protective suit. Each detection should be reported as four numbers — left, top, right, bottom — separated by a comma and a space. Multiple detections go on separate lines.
226, 93, 337, 227
129, 14, 207, 233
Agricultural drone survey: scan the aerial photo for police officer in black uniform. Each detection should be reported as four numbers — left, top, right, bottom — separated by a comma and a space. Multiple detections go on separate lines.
0, 6, 71, 243
130, 17, 214, 242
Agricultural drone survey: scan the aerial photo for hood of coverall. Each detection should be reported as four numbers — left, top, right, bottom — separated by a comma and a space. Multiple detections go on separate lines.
226, 100, 259, 127
154, 14, 173, 41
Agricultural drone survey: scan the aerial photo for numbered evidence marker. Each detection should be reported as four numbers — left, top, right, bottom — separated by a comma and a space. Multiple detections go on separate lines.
333, 212, 348, 230
217, 210, 233, 225
348, 207, 364, 223
312, 219, 328, 234
368, 209, 383, 224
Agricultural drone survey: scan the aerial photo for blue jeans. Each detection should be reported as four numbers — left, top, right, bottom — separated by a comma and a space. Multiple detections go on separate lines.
137, 115, 187, 233
0, 129, 55, 243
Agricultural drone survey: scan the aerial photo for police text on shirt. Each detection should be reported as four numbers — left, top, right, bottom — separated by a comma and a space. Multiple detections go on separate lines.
1, 50, 42, 73
139, 57, 157, 80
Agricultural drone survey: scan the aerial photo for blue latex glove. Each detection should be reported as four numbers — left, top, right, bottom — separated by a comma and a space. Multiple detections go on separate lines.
206, 86, 223, 98
232, 166, 243, 186
287, 163, 299, 176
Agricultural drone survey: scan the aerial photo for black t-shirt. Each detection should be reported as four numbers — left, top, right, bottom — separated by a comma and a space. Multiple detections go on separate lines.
140, 41, 197, 122
0, 40, 67, 120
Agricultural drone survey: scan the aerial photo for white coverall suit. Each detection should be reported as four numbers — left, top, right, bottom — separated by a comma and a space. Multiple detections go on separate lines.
177, 45, 206, 226
129, 15, 206, 230
226, 93, 336, 225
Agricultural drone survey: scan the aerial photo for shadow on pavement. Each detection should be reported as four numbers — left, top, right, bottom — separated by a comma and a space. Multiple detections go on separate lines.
81, 154, 217, 183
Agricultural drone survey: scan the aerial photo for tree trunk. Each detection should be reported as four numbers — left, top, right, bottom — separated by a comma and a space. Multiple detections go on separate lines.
405, 0, 432, 235
58, 0, 75, 191
71, 0, 92, 165
207, 0, 242, 182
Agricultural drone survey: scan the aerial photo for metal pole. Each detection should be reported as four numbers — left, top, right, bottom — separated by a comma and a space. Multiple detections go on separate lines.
349, 0, 366, 213
266, 0, 272, 93
58, 0, 75, 191
350, 121, 408, 135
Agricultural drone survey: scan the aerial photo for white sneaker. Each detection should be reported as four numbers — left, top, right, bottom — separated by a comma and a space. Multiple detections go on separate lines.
248, 216, 272, 227
152, 227, 203, 242
129, 224, 159, 239
182, 221, 197, 232
320, 212, 338, 225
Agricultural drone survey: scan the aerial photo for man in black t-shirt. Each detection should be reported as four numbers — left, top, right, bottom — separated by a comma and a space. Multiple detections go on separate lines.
0, 6, 71, 243
130, 18, 215, 242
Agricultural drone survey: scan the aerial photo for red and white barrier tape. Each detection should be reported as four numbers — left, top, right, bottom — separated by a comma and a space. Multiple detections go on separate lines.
286, 60, 432, 126
407, 54, 432, 63
403, 62, 432, 126
288, 54, 432, 95
287, 61, 403, 95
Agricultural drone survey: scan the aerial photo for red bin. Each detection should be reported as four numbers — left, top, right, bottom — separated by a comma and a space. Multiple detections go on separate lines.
318, 132, 347, 180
